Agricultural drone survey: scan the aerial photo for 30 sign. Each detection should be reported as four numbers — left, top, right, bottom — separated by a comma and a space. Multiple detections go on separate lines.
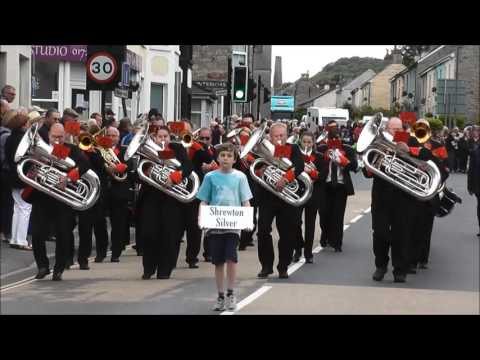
86, 46, 125, 91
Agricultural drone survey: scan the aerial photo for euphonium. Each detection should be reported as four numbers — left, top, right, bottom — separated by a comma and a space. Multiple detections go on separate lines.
125, 121, 199, 203
14, 123, 100, 211
240, 123, 313, 207
356, 113, 442, 200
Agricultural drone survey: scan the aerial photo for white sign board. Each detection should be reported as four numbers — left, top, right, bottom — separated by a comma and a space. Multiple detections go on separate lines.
198, 205, 253, 230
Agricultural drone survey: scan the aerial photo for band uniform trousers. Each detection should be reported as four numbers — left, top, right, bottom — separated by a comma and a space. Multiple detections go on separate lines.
407, 199, 435, 267
140, 188, 182, 277
179, 198, 202, 264
257, 190, 301, 273
31, 195, 75, 273
318, 183, 348, 250
295, 184, 321, 258
107, 183, 131, 259
239, 175, 258, 248
371, 178, 411, 276
77, 197, 109, 264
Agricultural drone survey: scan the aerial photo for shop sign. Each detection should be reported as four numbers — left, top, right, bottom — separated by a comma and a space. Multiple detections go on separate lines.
32, 45, 87, 62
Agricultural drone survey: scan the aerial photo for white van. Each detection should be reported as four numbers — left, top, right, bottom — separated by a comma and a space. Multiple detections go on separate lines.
306, 107, 349, 132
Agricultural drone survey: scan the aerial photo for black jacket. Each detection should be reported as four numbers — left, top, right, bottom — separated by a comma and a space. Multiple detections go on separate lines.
5, 128, 27, 189
468, 139, 480, 195
317, 141, 357, 196
191, 143, 216, 183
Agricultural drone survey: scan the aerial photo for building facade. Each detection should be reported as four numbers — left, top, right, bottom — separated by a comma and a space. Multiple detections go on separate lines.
0, 45, 32, 109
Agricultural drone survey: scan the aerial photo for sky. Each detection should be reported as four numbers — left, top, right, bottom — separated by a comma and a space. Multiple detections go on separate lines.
271, 45, 394, 85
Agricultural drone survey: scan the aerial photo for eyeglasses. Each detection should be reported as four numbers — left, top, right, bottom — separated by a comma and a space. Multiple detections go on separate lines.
199, 137, 211, 140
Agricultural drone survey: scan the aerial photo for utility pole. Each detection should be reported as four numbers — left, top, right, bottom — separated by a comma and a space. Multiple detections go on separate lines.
256, 75, 261, 121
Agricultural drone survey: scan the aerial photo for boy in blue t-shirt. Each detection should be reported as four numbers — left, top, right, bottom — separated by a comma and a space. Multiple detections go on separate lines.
196, 142, 253, 311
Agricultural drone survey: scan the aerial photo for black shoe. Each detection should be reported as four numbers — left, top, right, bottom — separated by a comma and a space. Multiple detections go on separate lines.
111, 257, 120, 263
393, 274, 407, 283
188, 262, 199, 269
418, 262, 428, 269
320, 241, 327, 247
407, 267, 417, 274
278, 271, 289, 279
79, 263, 90, 270
238, 245, 247, 251
142, 273, 153, 280
372, 267, 387, 281
306, 257, 314, 264
334, 247, 342, 252
257, 268, 274, 278
477, 233, 480, 237
204, 256, 212, 262
94, 256, 105, 263
52, 272, 63, 281
35, 268, 51, 279
64, 259, 74, 270
293, 250, 301, 262
136, 250, 143, 256
247, 242, 255, 247
156, 274, 170, 279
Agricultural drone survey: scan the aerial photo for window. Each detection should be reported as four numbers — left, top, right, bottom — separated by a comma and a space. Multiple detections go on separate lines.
191, 99, 202, 129
150, 83, 164, 115
31, 58, 60, 109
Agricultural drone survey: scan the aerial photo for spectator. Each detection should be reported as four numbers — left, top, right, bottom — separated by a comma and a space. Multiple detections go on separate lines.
467, 126, 480, 236
38, 108, 60, 142
4, 114, 32, 250
61, 108, 79, 124
0, 110, 16, 243
118, 117, 132, 143
1, 99, 10, 117
210, 120, 225, 146
147, 108, 164, 126
457, 129, 469, 173
446, 128, 459, 172
90, 112, 103, 127
1, 85, 16, 104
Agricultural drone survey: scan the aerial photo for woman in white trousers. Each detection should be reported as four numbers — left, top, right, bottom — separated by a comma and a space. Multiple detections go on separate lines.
10, 189, 32, 249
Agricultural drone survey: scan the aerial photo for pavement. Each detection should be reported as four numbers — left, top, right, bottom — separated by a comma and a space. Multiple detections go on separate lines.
1, 172, 478, 315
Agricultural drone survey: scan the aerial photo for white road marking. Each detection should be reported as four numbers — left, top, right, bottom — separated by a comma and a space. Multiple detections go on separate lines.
226, 206, 371, 314
220, 286, 272, 315
350, 215, 363, 224
0, 245, 134, 292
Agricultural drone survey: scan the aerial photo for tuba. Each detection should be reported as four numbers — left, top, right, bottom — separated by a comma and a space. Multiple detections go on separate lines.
240, 123, 313, 207
356, 113, 443, 201
15, 123, 100, 211
411, 119, 432, 144
125, 121, 199, 203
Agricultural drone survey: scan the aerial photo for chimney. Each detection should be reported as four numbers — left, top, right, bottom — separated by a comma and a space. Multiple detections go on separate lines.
273, 56, 282, 94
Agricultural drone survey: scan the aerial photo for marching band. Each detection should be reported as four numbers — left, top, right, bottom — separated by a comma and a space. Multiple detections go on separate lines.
7, 109, 467, 286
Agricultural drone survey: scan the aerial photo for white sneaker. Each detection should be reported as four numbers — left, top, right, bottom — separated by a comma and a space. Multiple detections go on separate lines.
212, 297, 225, 311
226, 294, 237, 311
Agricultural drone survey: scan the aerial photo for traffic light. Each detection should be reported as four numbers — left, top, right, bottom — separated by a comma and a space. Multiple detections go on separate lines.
247, 78, 257, 102
232, 66, 248, 103
263, 87, 271, 104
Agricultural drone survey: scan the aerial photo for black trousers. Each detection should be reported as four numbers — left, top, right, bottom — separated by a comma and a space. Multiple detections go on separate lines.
180, 199, 202, 264
78, 199, 108, 263
477, 194, 480, 233
371, 190, 412, 276
109, 196, 130, 258
240, 205, 258, 247
257, 191, 301, 272
134, 195, 144, 253
31, 196, 74, 273
0, 176, 13, 237
295, 184, 321, 258
407, 200, 435, 266
319, 183, 348, 250
140, 191, 182, 276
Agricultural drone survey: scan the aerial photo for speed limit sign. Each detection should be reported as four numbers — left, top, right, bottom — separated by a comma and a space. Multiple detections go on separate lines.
86, 51, 119, 84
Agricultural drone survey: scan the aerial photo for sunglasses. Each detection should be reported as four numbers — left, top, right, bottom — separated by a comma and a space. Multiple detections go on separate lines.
199, 136, 211, 140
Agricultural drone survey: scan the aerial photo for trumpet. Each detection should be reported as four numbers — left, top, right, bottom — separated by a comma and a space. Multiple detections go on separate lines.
411, 119, 431, 144
79, 128, 127, 182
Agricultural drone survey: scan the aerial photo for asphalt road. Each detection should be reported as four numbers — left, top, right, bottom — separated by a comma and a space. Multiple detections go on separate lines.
1, 173, 478, 314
